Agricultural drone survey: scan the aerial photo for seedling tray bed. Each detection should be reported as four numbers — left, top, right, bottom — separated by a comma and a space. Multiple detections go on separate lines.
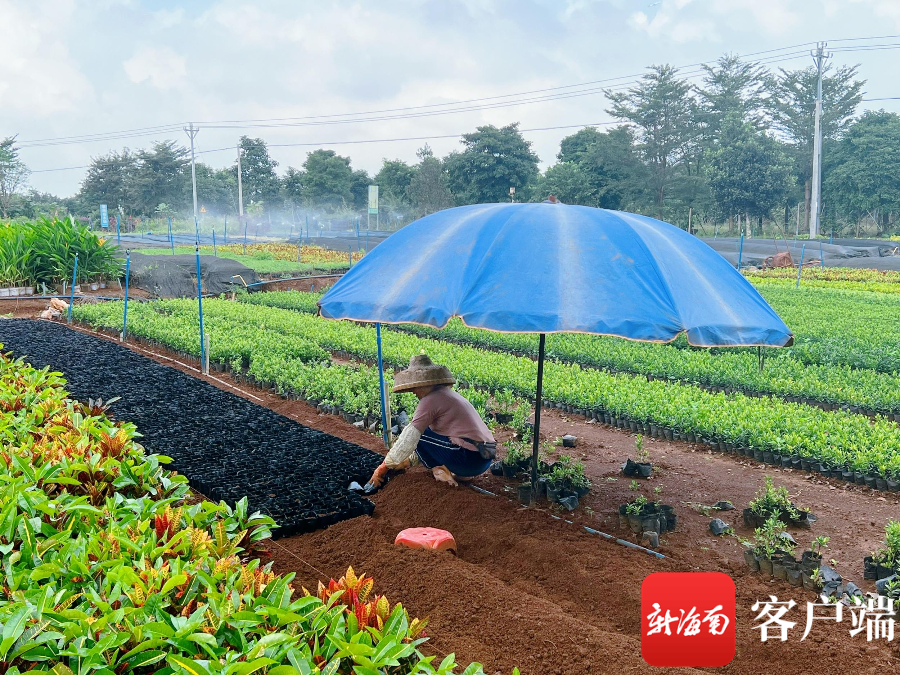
0, 319, 382, 537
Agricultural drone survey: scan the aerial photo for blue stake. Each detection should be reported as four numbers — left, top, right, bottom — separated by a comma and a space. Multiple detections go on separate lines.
243, 219, 248, 255
212, 230, 217, 257
796, 244, 806, 288
356, 217, 360, 252
297, 237, 302, 263
116, 215, 121, 244
366, 226, 369, 254
224, 216, 227, 244
819, 241, 824, 270
376, 323, 390, 448
306, 215, 309, 244
122, 251, 130, 339
830, 228, 833, 245
67, 253, 78, 324
195, 243, 206, 372
737, 232, 744, 270
168, 217, 174, 254
714, 224, 718, 239
348, 245, 352, 267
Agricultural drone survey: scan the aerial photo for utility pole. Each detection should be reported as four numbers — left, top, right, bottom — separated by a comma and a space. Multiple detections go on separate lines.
185, 122, 200, 241
809, 42, 830, 239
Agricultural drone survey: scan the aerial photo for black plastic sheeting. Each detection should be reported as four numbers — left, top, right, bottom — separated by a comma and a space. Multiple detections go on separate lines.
701, 237, 900, 270
0, 319, 381, 537
126, 252, 260, 298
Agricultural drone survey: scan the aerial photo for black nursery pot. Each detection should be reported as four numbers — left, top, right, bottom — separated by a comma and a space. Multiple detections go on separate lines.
517, 483, 533, 505
854, 472, 867, 485
546, 483, 562, 503
636, 462, 653, 478
744, 549, 760, 571
864, 556, 879, 580
501, 463, 519, 479
753, 449, 764, 462
791, 457, 802, 469
780, 456, 792, 468
865, 475, 878, 489
759, 558, 774, 576
888, 478, 900, 492
876, 477, 888, 491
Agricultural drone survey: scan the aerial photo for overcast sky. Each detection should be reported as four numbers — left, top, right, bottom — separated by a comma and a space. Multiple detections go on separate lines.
3, 0, 900, 197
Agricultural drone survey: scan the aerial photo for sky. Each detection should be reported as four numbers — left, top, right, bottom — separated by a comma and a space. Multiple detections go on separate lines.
3, 0, 900, 197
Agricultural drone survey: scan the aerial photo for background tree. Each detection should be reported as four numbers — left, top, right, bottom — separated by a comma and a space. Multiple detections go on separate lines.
444, 123, 540, 204
195, 164, 237, 215
606, 65, 696, 216
767, 64, 865, 229
349, 169, 372, 212
79, 150, 139, 218
697, 55, 769, 136
705, 116, 794, 232
236, 136, 281, 210
0, 137, 30, 218
296, 150, 353, 211
532, 162, 595, 206
824, 110, 900, 236
408, 145, 451, 216
133, 141, 190, 215
374, 159, 414, 207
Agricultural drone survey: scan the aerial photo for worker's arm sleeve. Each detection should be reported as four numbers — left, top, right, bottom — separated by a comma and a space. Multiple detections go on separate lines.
383, 425, 422, 468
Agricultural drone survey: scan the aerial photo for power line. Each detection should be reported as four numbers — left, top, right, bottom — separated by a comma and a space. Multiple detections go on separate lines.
18, 35, 899, 149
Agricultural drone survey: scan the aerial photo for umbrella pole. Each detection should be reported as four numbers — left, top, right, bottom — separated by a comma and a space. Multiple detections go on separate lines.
531, 333, 546, 489
376, 323, 391, 448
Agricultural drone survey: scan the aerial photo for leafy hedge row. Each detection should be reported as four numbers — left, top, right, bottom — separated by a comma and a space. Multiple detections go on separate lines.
74, 300, 900, 479
0, 346, 487, 674
239, 290, 900, 415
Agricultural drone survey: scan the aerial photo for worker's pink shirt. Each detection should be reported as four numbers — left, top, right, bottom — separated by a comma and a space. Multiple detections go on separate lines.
411, 386, 495, 451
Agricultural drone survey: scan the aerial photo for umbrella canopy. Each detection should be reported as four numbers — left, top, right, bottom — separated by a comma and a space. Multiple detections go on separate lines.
318, 203, 793, 490
319, 203, 793, 347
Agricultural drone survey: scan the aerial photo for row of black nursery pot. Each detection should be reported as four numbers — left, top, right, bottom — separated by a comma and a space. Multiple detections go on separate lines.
618, 503, 677, 535
490, 458, 590, 511
863, 556, 900, 581
743, 507, 817, 529
744, 549, 832, 590
536, 397, 900, 494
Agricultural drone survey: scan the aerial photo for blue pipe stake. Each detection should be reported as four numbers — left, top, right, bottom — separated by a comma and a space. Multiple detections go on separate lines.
306, 215, 309, 244
366, 227, 369, 253
356, 217, 360, 252
737, 232, 744, 270
168, 217, 174, 253
348, 245, 352, 268
297, 237, 302, 263
830, 228, 834, 245
820, 241, 824, 270
243, 219, 248, 255
67, 254, 78, 324
195, 243, 207, 372
376, 323, 390, 448
122, 251, 130, 339
212, 230, 217, 257
224, 216, 227, 244
796, 244, 806, 288
116, 215, 121, 244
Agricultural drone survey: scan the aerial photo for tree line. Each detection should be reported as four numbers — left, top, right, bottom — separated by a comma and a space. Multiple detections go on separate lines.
4, 54, 900, 236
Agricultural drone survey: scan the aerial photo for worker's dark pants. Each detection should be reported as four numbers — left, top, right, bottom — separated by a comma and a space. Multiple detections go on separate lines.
415, 428, 492, 477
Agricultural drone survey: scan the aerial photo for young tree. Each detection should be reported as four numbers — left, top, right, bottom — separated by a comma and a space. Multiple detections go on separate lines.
705, 116, 794, 230
825, 111, 900, 235
408, 145, 451, 216
236, 136, 281, 209
349, 169, 372, 212
444, 123, 540, 204
0, 137, 30, 218
606, 65, 697, 215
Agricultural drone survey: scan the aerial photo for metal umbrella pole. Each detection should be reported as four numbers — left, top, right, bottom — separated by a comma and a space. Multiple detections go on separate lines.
530, 334, 546, 489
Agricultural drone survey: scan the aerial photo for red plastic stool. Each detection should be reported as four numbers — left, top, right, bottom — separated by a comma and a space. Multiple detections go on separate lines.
394, 527, 457, 554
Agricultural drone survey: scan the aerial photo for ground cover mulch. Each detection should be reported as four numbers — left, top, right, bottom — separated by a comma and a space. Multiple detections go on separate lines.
0, 319, 382, 535
4, 314, 900, 673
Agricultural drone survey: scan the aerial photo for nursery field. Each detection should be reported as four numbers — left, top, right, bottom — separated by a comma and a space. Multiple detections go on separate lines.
73, 288, 900, 484
131, 244, 354, 276
6, 314, 900, 674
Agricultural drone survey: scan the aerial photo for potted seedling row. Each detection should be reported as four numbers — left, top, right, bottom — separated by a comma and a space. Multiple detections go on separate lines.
743, 476, 815, 529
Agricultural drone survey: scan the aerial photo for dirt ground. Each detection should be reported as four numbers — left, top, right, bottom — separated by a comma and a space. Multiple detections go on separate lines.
7, 309, 900, 674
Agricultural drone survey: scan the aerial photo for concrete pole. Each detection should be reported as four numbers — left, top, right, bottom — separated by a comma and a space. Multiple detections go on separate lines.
185, 122, 200, 240
809, 42, 829, 239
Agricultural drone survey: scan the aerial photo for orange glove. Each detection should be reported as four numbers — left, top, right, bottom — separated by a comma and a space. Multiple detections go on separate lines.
364, 462, 390, 493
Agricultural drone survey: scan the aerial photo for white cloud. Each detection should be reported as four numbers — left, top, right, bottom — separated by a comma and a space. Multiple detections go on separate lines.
153, 8, 184, 28
850, 0, 900, 27
123, 47, 187, 90
0, 0, 93, 115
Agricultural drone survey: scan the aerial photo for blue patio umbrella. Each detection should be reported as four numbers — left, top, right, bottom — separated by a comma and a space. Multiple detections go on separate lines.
318, 203, 793, 485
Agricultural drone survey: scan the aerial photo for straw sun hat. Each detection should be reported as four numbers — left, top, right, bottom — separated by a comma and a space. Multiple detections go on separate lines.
392, 353, 455, 393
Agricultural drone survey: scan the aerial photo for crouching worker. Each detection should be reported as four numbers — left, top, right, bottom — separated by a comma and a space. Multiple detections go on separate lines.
365, 354, 496, 491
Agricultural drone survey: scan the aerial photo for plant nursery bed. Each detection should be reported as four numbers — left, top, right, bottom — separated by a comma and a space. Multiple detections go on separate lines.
0, 319, 382, 536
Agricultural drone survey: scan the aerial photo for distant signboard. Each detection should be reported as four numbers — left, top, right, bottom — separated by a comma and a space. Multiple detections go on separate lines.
99, 204, 109, 228
368, 185, 379, 215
